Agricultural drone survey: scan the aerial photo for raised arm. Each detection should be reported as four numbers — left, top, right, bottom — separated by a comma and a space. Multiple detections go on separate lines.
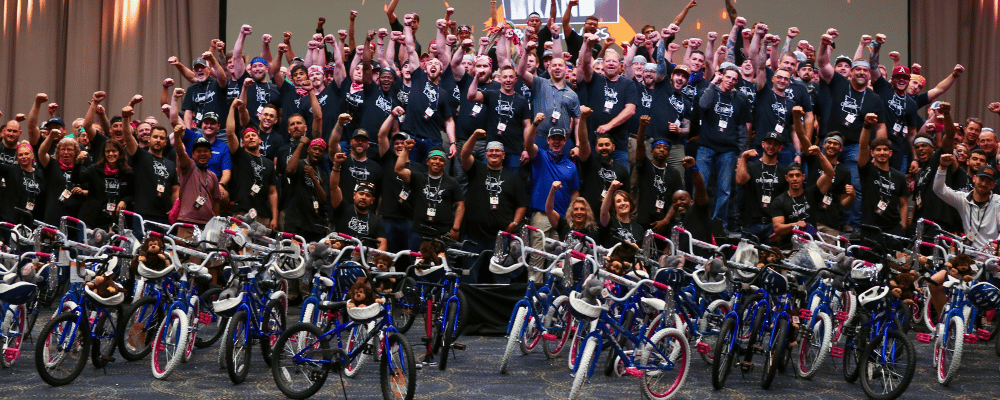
329, 152, 347, 208
926, 65, 965, 103
386, 0, 400, 24
599, 180, 624, 226
226, 96, 244, 154
467, 69, 486, 103
173, 124, 191, 171
83, 91, 105, 142
673, 0, 698, 26
524, 113, 545, 160
545, 181, 563, 227
26, 93, 47, 146
328, 113, 351, 156
167, 56, 197, 83
461, 129, 485, 171
377, 108, 402, 157
403, 14, 420, 68
232, 25, 252, 80
735, 149, 755, 185
38, 127, 64, 168
635, 115, 649, 164
857, 113, 877, 169
939, 102, 955, 153
517, 41, 538, 86
121, 105, 138, 156
394, 139, 414, 183
685, 156, 709, 205
579, 33, 597, 82
791, 106, 812, 149
285, 135, 310, 175
332, 31, 348, 85
577, 106, 593, 161
817, 29, 837, 84
562, 0, 576, 36
811, 145, 834, 194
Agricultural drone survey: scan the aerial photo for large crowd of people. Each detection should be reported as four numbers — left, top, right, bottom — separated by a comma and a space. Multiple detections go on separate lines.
3, 0, 998, 285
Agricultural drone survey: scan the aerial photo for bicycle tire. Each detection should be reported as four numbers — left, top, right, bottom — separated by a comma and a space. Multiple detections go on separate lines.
604, 308, 636, 376
742, 300, 766, 365
35, 312, 90, 386
90, 305, 122, 368
519, 308, 541, 355
380, 332, 417, 400
698, 299, 731, 365
225, 310, 252, 384
151, 308, 189, 380
1, 304, 26, 367
860, 329, 916, 400
832, 291, 857, 343
116, 296, 160, 361
500, 305, 528, 374
567, 318, 589, 371
438, 298, 459, 371
640, 327, 690, 400
194, 288, 225, 348
568, 336, 598, 400
392, 277, 418, 334
271, 323, 328, 399
711, 316, 737, 390
795, 311, 832, 379
761, 318, 788, 389
922, 287, 936, 333
842, 317, 868, 383
182, 297, 199, 363
344, 322, 371, 378
933, 315, 963, 385
25, 297, 40, 341
542, 295, 571, 359
260, 299, 286, 369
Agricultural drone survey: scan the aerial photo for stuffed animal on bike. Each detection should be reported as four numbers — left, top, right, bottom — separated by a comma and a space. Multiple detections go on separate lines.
372, 253, 396, 293
87, 273, 122, 298
132, 235, 171, 274
305, 241, 334, 271
346, 281, 383, 308
18, 261, 43, 283
946, 253, 975, 282
886, 261, 920, 304
756, 247, 784, 269
579, 276, 605, 306
415, 240, 445, 269
605, 242, 642, 276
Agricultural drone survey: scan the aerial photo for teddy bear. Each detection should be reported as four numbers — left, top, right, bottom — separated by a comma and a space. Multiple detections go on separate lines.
604, 242, 640, 276
886, 261, 920, 304
346, 281, 383, 308
415, 240, 445, 269
371, 253, 396, 293
946, 253, 976, 282
87, 273, 122, 298
131, 235, 171, 274
756, 247, 784, 269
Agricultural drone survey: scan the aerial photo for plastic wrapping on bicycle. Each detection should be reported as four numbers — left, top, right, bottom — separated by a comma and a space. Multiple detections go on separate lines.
318, 300, 349, 312
371, 271, 405, 281
445, 248, 479, 259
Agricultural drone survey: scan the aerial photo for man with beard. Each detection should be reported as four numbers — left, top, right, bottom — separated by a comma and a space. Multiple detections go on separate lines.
768, 148, 835, 248
524, 111, 576, 278
400, 14, 457, 162
329, 157, 386, 250
857, 113, 909, 235
284, 129, 329, 242
468, 66, 532, 169
230, 25, 280, 130
791, 106, 855, 239
936, 153, 1000, 248
377, 113, 425, 253
817, 29, 888, 230
37, 127, 86, 226
123, 106, 178, 225
736, 131, 788, 242
173, 125, 222, 228
181, 52, 228, 130
227, 97, 278, 230
580, 40, 638, 169
329, 113, 382, 205
562, 0, 601, 64
518, 46, 581, 157
576, 119, 629, 220
460, 129, 527, 283
665, 156, 712, 249
909, 102, 965, 233
697, 66, 752, 230
753, 67, 799, 165
180, 111, 231, 192
635, 115, 683, 233
962, 149, 991, 194
768, 50, 817, 146
978, 129, 999, 163
395, 141, 464, 250
275, 33, 344, 137
642, 65, 692, 178
871, 63, 922, 172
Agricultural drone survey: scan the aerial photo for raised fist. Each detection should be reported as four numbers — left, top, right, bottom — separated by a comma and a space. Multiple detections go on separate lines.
404, 138, 416, 150
233, 98, 244, 108
888, 51, 900, 62
201, 51, 213, 60
639, 115, 650, 127
551, 180, 562, 190
392, 106, 405, 117
446, 7, 455, 16
262, 34, 272, 44
47, 103, 58, 113
864, 113, 878, 125
307, 41, 319, 50
130, 94, 143, 105
754, 24, 768, 35
988, 102, 1000, 114
173, 88, 185, 99
860, 35, 873, 45
741, 149, 759, 159
525, 41, 538, 51
461, 39, 473, 48
875, 33, 886, 45
13, 113, 25, 122
937, 102, 951, 115
821, 34, 834, 47
338, 113, 352, 124
337, 30, 348, 40
243, 77, 254, 88
787, 27, 799, 38
735, 17, 747, 27
645, 31, 659, 43
95, 105, 105, 115
826, 28, 839, 39
313, 33, 323, 41
121, 106, 134, 118
35, 93, 48, 103
283, 32, 292, 43
952, 64, 965, 77
325, 34, 336, 44
667, 43, 680, 52
910, 63, 922, 75
436, 19, 447, 30
682, 156, 695, 169
240, 25, 252, 36
688, 38, 702, 49
792, 106, 804, 118
446, 34, 457, 46
533, 112, 546, 126
472, 129, 486, 140
163, 78, 174, 88
579, 106, 593, 118
350, 10, 358, 20
278, 43, 289, 53
334, 152, 347, 165
939, 153, 955, 167
161, 104, 171, 114
215, 41, 225, 51
378, 28, 389, 38
92, 91, 107, 103
808, 145, 820, 156
167, 56, 180, 65
317, 17, 325, 27
706, 31, 717, 42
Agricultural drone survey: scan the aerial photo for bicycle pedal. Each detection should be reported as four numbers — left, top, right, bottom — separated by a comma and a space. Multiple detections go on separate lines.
830, 346, 844, 358
623, 367, 643, 378
452, 343, 467, 351
798, 309, 812, 320
3, 348, 19, 363
198, 312, 213, 324
842, 325, 857, 336
739, 361, 754, 373
420, 336, 432, 344
963, 333, 978, 344
976, 329, 991, 341
696, 342, 711, 354
835, 311, 849, 322
753, 346, 765, 355
915, 332, 933, 343
541, 333, 559, 341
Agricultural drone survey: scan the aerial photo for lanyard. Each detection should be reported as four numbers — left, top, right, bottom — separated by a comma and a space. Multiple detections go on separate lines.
848, 88, 866, 115
773, 91, 790, 126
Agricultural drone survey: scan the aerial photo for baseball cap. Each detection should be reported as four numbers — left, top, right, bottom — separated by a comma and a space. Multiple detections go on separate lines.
192, 137, 212, 151
391, 132, 410, 141
355, 181, 376, 194
977, 165, 998, 181
192, 58, 208, 69
458, 25, 472, 33
891, 66, 910, 78
799, 61, 816, 70
547, 127, 567, 138
201, 112, 219, 123
672, 64, 691, 76
793, 51, 807, 63
761, 131, 783, 143
834, 55, 852, 65
250, 57, 268, 67
44, 117, 65, 129
542, 50, 554, 60
351, 129, 370, 141
719, 61, 737, 70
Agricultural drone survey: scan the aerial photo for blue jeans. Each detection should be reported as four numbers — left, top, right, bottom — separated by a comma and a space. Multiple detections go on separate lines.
383, 218, 412, 254
612, 150, 629, 172
408, 136, 441, 164
696, 146, 738, 228
839, 143, 862, 230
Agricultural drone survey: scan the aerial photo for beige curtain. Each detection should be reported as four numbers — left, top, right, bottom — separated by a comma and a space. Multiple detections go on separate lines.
910, 0, 1000, 124
0, 0, 218, 131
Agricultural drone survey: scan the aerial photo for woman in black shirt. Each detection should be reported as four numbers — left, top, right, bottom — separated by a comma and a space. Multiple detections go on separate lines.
545, 181, 599, 241
77, 139, 134, 230
37, 130, 85, 225
599, 180, 645, 248
0, 141, 45, 224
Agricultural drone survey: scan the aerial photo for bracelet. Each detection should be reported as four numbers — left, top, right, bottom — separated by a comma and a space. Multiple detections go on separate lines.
333, 168, 341, 172
863, 124, 873, 130
450, 227, 459, 232
686, 165, 699, 172
450, 141, 457, 145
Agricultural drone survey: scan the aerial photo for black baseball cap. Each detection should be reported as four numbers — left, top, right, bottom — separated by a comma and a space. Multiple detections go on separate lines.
192, 137, 212, 151
44, 117, 65, 129
977, 165, 998, 181
355, 181, 375, 194
192, 58, 208, 69
351, 129, 370, 141
547, 127, 567, 138
201, 112, 220, 123
762, 131, 783, 143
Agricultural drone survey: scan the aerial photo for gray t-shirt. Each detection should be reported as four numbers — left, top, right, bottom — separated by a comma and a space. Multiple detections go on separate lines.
531, 76, 581, 154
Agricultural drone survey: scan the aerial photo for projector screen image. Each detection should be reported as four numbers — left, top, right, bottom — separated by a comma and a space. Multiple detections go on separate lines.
227, 0, 909, 66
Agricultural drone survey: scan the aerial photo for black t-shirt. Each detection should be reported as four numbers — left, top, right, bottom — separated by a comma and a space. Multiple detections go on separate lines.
358, 84, 400, 142
742, 160, 789, 225
601, 215, 645, 248
337, 156, 382, 205
401, 68, 454, 141
646, 87, 691, 144
230, 147, 276, 218
377, 152, 426, 220
626, 79, 669, 136
243, 74, 282, 129
770, 186, 825, 247
483, 90, 531, 155
277, 83, 312, 136
464, 162, 528, 238
635, 158, 683, 226
41, 162, 84, 225
455, 74, 498, 141
342, 78, 368, 135
765, 68, 815, 114
819, 73, 887, 144
333, 202, 385, 243
670, 201, 713, 251
130, 149, 178, 221
752, 86, 796, 148
316, 82, 343, 141
859, 162, 909, 230
181, 78, 228, 126
257, 130, 287, 161
565, 30, 601, 65
805, 155, 850, 229
873, 77, 922, 167
577, 156, 630, 219
78, 164, 134, 229
0, 164, 44, 223
407, 171, 464, 237
584, 74, 639, 150
735, 77, 758, 110
394, 77, 412, 109
283, 160, 329, 236
698, 85, 752, 153
912, 149, 966, 232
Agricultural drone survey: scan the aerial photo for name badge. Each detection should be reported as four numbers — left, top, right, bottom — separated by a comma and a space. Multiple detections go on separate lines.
674, 119, 681, 126
251, 183, 261, 194
426, 207, 436, 221
604, 100, 614, 113
248, 208, 258, 220
718, 119, 728, 130
893, 123, 903, 133
105, 203, 115, 212
551, 111, 561, 123
762, 195, 771, 206
471, 104, 482, 116
26, 202, 35, 211
845, 113, 856, 125
490, 196, 499, 209
424, 107, 435, 120
655, 199, 665, 210
876, 199, 888, 214
497, 122, 507, 133
399, 189, 410, 202
775, 124, 784, 134
313, 200, 320, 210
195, 196, 206, 208
601, 189, 608, 200
257, 105, 264, 115
196, 112, 203, 122
157, 184, 165, 194
822, 194, 832, 208
60, 190, 71, 202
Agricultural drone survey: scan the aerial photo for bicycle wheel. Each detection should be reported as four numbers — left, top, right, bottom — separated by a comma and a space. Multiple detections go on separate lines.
860, 330, 916, 400
151, 308, 189, 380
182, 298, 199, 363
832, 291, 857, 342
500, 305, 528, 374
639, 327, 690, 400
842, 313, 870, 383
35, 312, 90, 386
344, 322, 371, 378
1, 304, 26, 367
796, 311, 832, 379
438, 298, 460, 371
391, 277, 418, 334
568, 335, 598, 400
225, 310, 252, 384
697, 299, 731, 365
260, 299, 286, 369
116, 296, 160, 361
455, 289, 470, 339
520, 307, 541, 355
272, 323, 328, 399
760, 318, 788, 389
741, 300, 765, 365
711, 316, 738, 390
604, 308, 636, 376
542, 295, 571, 359
194, 288, 225, 348
933, 315, 964, 385
380, 331, 417, 400
567, 318, 590, 371
90, 305, 122, 368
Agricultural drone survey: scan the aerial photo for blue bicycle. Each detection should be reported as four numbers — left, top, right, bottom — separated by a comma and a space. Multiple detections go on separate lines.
0, 251, 52, 368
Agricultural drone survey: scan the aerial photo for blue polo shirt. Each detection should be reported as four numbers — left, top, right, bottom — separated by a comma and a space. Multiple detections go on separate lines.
182, 128, 231, 179
529, 150, 580, 215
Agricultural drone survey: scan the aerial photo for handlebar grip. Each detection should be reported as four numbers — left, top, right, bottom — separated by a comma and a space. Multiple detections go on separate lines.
0, 222, 13, 229
223, 229, 238, 235
572, 230, 587, 238
65, 216, 82, 224
500, 231, 515, 238
41, 227, 58, 235
181, 223, 195, 228
110, 246, 126, 253
570, 250, 587, 260
339, 233, 355, 240
34, 252, 53, 259
409, 251, 423, 257
121, 210, 136, 216
651, 280, 670, 291
936, 236, 954, 243
920, 241, 938, 247
791, 228, 808, 236
524, 225, 540, 232
149, 231, 163, 237
231, 217, 245, 225
651, 232, 668, 241
280, 232, 294, 239
675, 227, 689, 233
858, 246, 872, 251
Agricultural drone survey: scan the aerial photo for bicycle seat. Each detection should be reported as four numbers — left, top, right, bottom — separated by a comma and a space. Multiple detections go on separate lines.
258, 280, 282, 292
0, 281, 36, 305
318, 300, 348, 312
640, 297, 667, 312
